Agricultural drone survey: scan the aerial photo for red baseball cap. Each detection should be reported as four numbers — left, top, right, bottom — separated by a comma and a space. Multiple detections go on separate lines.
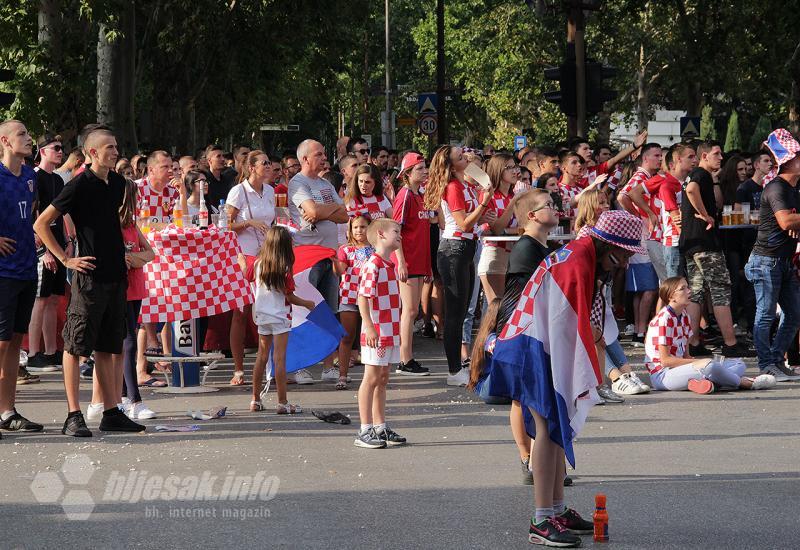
398, 152, 425, 175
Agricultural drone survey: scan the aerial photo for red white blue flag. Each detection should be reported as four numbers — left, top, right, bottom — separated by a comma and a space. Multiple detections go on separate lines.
492, 238, 602, 466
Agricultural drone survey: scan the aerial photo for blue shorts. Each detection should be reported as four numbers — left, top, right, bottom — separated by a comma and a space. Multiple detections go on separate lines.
626, 262, 658, 293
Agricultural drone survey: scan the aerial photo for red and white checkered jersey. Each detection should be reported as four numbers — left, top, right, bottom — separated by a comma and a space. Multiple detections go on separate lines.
137, 178, 179, 223
346, 194, 392, 219
645, 306, 692, 374
619, 168, 658, 236
480, 188, 516, 250
656, 173, 682, 247
336, 244, 375, 306
579, 161, 609, 189
441, 179, 479, 240
358, 253, 401, 348
559, 182, 581, 219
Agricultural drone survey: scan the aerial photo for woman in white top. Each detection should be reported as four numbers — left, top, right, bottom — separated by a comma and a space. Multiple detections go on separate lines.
226, 150, 276, 385
179, 170, 209, 221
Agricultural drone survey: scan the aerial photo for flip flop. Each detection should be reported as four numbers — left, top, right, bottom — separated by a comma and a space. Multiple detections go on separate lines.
138, 377, 167, 388
311, 411, 351, 425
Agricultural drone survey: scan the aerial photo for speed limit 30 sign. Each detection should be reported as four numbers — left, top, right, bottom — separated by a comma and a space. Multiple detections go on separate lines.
418, 114, 438, 136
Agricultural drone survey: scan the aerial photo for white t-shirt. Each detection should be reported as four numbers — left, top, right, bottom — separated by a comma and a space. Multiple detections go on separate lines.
288, 172, 343, 249
226, 180, 275, 256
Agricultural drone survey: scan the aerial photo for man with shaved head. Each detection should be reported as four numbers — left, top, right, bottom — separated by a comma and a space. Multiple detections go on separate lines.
0, 119, 44, 434
35, 124, 146, 436
138, 150, 179, 224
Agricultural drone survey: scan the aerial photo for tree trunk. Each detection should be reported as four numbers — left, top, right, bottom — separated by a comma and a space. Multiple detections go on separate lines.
788, 41, 800, 135
37, 0, 60, 51
96, 24, 114, 129
686, 81, 702, 117
596, 110, 611, 144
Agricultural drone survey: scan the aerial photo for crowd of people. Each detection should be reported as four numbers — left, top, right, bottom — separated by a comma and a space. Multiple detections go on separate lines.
3, 116, 800, 545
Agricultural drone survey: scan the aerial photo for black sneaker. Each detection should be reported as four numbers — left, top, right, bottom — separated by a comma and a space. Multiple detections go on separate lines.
62, 412, 92, 437
17, 365, 40, 385
689, 343, 713, 357
563, 475, 573, 487
378, 426, 407, 446
597, 384, 624, 403
460, 358, 471, 370
396, 359, 430, 377
0, 410, 43, 432
631, 334, 645, 347
521, 457, 533, 485
99, 408, 146, 432
421, 322, 436, 338
26, 352, 60, 372
554, 508, 593, 535
354, 427, 386, 449
528, 517, 581, 547
721, 342, 757, 358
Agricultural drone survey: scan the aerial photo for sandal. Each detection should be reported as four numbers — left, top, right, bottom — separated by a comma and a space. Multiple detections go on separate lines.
276, 402, 302, 415
335, 376, 348, 390
138, 377, 167, 388
230, 371, 245, 386
311, 410, 351, 425
250, 400, 264, 412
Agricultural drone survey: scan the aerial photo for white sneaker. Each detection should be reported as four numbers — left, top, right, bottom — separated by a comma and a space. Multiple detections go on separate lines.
750, 374, 777, 390
627, 371, 651, 393
612, 373, 647, 395
321, 367, 339, 381
86, 402, 104, 420
121, 397, 132, 408
446, 367, 470, 387
127, 401, 157, 420
624, 324, 635, 337
294, 369, 314, 385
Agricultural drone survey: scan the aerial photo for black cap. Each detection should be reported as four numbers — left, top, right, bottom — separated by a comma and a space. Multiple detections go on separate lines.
36, 132, 62, 149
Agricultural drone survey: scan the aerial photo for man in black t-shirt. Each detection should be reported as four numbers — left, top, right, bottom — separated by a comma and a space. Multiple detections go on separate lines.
202, 144, 238, 211
679, 141, 751, 358
744, 129, 800, 381
27, 133, 72, 371
35, 126, 145, 436
735, 150, 773, 211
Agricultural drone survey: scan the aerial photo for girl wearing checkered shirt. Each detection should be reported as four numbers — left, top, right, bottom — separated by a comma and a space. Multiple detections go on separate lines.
646, 277, 775, 393
333, 214, 374, 390
344, 164, 393, 220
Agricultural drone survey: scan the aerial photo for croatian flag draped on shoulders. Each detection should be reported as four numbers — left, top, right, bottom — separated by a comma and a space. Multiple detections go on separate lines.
491, 237, 602, 467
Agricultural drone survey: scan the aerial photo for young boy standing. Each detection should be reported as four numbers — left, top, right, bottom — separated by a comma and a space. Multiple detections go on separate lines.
355, 218, 405, 449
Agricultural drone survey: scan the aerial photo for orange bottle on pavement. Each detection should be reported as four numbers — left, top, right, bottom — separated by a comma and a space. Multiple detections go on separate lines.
593, 493, 609, 542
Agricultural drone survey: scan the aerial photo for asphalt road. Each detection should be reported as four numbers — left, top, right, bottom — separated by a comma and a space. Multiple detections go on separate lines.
2, 336, 799, 549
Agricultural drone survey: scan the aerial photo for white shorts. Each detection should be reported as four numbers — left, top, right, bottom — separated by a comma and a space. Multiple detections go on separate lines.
477, 244, 510, 276
360, 345, 400, 367
257, 319, 291, 336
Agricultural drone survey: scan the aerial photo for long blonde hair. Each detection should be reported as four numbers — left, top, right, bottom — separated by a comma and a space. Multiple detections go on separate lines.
423, 145, 458, 211
574, 188, 605, 233
238, 149, 267, 185
256, 226, 295, 293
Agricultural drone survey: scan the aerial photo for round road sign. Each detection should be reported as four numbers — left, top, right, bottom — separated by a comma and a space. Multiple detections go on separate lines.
418, 114, 438, 136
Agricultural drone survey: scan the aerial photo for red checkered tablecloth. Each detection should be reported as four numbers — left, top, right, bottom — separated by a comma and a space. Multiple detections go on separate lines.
139, 226, 252, 323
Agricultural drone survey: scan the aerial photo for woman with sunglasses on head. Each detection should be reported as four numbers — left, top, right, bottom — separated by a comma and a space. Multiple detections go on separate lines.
226, 150, 276, 386
180, 170, 210, 223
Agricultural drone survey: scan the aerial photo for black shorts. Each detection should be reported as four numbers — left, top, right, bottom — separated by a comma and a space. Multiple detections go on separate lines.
63, 272, 127, 356
37, 259, 67, 298
0, 277, 37, 341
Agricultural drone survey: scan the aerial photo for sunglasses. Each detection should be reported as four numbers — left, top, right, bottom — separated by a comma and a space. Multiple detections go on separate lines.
43, 144, 63, 152
355, 148, 371, 155
530, 202, 556, 213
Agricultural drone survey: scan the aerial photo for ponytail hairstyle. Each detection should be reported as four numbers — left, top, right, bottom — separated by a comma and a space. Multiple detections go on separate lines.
467, 298, 502, 390
238, 149, 267, 185
345, 163, 384, 206
256, 226, 295, 293
119, 177, 138, 229
423, 145, 458, 211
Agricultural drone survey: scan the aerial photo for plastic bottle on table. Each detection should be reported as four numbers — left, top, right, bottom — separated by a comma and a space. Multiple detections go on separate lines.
140, 207, 151, 235
217, 200, 228, 231
198, 193, 209, 229
593, 493, 609, 542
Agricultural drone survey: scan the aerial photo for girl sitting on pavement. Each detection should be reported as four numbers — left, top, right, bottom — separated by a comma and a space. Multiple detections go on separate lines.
645, 277, 776, 393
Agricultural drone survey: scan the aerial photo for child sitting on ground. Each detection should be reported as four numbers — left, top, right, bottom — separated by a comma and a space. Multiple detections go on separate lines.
645, 277, 775, 393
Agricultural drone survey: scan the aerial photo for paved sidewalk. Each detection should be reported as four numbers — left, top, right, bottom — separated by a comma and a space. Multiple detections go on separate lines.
2, 336, 799, 549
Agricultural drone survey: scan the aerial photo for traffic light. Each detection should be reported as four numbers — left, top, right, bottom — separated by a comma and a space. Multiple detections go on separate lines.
543, 62, 577, 117
0, 69, 15, 108
585, 61, 617, 115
